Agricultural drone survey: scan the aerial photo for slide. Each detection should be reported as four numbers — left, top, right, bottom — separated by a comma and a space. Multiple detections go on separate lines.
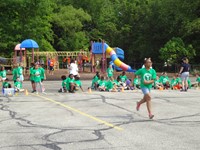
104, 43, 136, 72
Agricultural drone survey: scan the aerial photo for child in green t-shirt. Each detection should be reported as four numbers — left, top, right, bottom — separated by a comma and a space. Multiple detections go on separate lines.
74, 76, 84, 92
29, 63, 36, 93
39, 65, 46, 82
33, 64, 45, 94
195, 74, 200, 88
12, 64, 18, 83
17, 63, 24, 82
58, 75, 67, 92
91, 71, 100, 90
3, 78, 11, 88
134, 58, 156, 119
98, 76, 107, 91
66, 74, 75, 93
187, 78, 192, 89
160, 72, 170, 89
14, 77, 24, 92
154, 76, 163, 90
0, 66, 7, 81
106, 64, 114, 81
119, 71, 128, 83
113, 76, 123, 91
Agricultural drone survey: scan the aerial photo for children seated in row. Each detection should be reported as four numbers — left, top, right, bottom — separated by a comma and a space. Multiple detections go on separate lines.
91, 71, 135, 92
59, 74, 84, 93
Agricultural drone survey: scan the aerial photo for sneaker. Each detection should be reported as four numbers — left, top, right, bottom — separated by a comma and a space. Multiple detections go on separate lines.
42, 92, 47, 95
149, 114, 154, 119
136, 101, 140, 111
31, 90, 36, 93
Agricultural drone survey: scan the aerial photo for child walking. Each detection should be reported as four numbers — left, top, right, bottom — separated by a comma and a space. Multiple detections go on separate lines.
134, 58, 156, 119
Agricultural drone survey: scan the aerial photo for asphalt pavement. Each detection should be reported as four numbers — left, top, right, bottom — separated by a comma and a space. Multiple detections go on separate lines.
0, 80, 200, 150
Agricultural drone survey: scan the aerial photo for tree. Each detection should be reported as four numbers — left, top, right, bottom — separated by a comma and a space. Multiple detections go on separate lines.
52, 5, 91, 51
159, 37, 196, 64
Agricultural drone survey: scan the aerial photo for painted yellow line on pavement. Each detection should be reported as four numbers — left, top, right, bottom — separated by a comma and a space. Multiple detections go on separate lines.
34, 94, 123, 131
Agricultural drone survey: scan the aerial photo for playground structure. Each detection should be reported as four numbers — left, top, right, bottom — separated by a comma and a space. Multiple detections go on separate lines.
13, 39, 89, 70
91, 41, 136, 73
110, 47, 124, 71
26, 51, 89, 70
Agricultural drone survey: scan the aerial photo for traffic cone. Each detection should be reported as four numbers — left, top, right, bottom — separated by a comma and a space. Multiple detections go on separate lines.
25, 89, 29, 95
121, 87, 124, 92
88, 87, 92, 93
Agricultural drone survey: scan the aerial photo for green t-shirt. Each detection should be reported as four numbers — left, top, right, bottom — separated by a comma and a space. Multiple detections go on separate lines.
106, 80, 113, 91
120, 75, 127, 83
62, 80, 66, 87
3, 82, 10, 88
161, 76, 169, 84
99, 80, 106, 87
40, 67, 45, 79
188, 79, 192, 89
14, 81, 22, 89
33, 69, 41, 82
92, 75, 99, 87
66, 77, 74, 90
75, 80, 82, 87
17, 66, 23, 76
12, 68, 17, 81
176, 77, 182, 83
0, 70, 7, 78
107, 68, 113, 77
30, 67, 35, 81
196, 77, 200, 83
113, 80, 121, 86
135, 68, 156, 89
134, 78, 139, 85
170, 79, 177, 87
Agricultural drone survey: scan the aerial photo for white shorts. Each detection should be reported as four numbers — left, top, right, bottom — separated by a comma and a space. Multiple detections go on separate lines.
19, 75, 24, 81
181, 72, 189, 81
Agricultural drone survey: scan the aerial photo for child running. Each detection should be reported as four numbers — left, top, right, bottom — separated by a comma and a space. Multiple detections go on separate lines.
134, 58, 156, 119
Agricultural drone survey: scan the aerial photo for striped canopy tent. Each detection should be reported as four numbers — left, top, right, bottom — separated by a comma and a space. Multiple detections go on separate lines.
20, 39, 39, 62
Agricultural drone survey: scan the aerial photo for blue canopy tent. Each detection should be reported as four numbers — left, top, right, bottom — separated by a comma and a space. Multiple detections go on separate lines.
20, 39, 39, 62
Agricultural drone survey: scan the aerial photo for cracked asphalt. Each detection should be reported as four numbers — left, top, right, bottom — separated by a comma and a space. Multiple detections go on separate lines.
0, 81, 200, 150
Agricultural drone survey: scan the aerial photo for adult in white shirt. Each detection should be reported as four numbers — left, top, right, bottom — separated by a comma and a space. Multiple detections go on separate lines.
69, 59, 79, 76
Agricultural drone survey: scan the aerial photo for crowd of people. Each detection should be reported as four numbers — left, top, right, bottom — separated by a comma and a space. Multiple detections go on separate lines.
1, 57, 200, 119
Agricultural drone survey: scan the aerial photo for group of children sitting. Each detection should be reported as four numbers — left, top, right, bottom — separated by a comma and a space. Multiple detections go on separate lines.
91, 71, 136, 92
0, 64, 25, 93
59, 74, 84, 93
153, 72, 200, 90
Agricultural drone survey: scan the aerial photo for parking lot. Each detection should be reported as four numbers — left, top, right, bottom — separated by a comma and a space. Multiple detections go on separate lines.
0, 80, 200, 150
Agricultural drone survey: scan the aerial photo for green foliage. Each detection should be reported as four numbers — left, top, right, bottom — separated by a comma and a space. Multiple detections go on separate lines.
159, 37, 196, 63
0, 0, 199, 65
52, 5, 91, 51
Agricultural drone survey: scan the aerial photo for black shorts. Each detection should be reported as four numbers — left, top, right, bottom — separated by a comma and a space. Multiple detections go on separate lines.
50, 66, 54, 71
41, 79, 44, 82
31, 80, 35, 83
